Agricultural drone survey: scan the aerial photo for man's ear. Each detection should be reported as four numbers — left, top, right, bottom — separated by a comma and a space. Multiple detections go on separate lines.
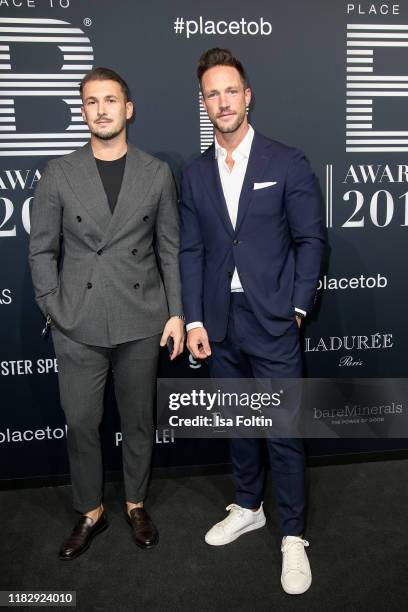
126, 101, 134, 120
244, 87, 252, 109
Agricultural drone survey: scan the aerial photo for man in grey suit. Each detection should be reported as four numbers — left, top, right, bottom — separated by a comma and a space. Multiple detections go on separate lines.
29, 67, 184, 559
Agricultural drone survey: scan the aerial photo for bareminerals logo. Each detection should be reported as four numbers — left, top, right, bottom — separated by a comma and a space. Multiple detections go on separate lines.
313, 401, 403, 426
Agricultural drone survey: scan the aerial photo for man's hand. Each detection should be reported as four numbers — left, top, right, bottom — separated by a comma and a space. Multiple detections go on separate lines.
160, 317, 185, 360
187, 327, 211, 360
295, 315, 303, 328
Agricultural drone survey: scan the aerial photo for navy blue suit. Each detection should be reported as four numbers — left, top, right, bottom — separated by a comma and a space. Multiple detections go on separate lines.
180, 131, 325, 535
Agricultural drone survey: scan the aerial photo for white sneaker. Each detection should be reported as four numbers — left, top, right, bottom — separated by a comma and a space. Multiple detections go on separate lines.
281, 536, 312, 595
204, 503, 266, 546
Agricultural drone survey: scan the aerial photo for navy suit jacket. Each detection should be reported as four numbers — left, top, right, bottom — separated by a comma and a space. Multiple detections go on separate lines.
179, 131, 326, 341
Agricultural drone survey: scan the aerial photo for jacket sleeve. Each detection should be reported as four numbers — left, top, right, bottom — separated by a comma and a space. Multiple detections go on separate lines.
179, 169, 205, 325
28, 160, 62, 317
154, 162, 183, 317
284, 149, 326, 314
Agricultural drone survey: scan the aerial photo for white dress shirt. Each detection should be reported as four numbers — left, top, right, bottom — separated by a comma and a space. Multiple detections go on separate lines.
215, 124, 254, 292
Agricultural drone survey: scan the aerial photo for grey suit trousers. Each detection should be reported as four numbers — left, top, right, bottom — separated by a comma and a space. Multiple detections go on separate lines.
51, 326, 161, 513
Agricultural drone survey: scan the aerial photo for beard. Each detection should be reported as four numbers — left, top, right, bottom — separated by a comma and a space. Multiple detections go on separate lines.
211, 108, 246, 134
90, 120, 126, 141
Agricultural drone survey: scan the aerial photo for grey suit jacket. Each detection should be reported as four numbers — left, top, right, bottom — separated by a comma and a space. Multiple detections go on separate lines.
29, 142, 183, 347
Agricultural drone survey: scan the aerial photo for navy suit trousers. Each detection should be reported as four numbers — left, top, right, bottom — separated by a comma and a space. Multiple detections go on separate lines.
208, 293, 305, 536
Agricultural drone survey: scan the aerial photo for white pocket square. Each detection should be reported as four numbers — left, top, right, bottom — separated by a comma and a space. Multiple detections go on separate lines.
253, 181, 277, 190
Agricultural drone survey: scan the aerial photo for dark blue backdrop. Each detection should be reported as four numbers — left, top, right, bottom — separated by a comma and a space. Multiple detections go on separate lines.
1, 0, 407, 482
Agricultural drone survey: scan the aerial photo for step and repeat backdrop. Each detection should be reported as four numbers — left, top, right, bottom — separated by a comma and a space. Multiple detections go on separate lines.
1, 0, 407, 481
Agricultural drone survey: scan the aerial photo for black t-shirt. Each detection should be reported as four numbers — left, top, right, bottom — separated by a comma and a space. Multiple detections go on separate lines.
95, 153, 127, 213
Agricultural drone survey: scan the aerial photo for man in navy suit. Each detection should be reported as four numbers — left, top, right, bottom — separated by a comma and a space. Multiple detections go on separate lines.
179, 48, 325, 595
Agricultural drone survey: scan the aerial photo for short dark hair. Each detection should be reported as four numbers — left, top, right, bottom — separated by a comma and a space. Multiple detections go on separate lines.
197, 48, 248, 89
79, 67, 131, 101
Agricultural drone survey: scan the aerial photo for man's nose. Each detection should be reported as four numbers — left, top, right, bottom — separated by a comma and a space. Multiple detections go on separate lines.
218, 92, 230, 109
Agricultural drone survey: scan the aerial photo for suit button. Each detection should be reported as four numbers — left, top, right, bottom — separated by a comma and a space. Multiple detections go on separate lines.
143, 215, 149, 222
134, 282, 140, 289
97, 249, 103, 255
76, 216, 82, 222
233, 239, 239, 245
87, 282, 92, 289
132, 248, 138, 255
228, 272, 233, 278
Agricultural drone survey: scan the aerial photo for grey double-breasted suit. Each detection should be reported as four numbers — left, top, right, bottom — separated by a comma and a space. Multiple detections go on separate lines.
29, 142, 182, 511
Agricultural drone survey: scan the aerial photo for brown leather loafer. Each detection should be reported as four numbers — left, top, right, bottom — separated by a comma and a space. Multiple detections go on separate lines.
59, 511, 108, 560
126, 508, 159, 549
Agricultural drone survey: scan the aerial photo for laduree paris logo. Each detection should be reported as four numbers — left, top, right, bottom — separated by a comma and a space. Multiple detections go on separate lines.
0, 16, 94, 157
304, 332, 394, 368
346, 23, 408, 152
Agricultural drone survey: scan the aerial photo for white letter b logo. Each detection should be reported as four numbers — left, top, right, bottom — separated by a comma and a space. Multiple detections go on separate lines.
0, 17, 94, 157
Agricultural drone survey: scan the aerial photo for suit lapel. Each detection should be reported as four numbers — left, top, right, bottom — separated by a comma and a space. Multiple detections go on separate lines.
235, 132, 270, 233
200, 147, 234, 235
61, 143, 112, 235
102, 144, 158, 245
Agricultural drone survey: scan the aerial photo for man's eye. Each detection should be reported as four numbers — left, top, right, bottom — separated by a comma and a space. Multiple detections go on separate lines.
207, 93, 217, 99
